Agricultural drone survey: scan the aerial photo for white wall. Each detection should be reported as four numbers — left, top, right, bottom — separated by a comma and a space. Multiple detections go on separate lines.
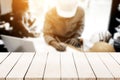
0, 0, 12, 15
82, 0, 112, 39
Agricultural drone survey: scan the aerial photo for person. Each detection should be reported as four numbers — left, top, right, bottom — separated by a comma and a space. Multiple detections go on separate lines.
109, 3, 120, 37
108, 4, 120, 52
0, 21, 10, 52
43, 0, 85, 51
11, 0, 39, 38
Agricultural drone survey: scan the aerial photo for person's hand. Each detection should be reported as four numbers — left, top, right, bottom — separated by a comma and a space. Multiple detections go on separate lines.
65, 38, 82, 47
28, 32, 40, 37
50, 41, 66, 51
99, 31, 111, 42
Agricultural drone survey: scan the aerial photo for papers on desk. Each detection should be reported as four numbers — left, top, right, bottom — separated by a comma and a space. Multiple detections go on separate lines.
1, 35, 36, 52
1, 34, 107, 52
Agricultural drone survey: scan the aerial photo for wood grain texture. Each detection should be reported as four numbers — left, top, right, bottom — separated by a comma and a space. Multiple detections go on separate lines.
60, 52, 78, 80
73, 51, 96, 80
0, 53, 10, 64
99, 53, 120, 79
6, 53, 35, 80
0, 53, 22, 80
25, 52, 48, 80
43, 52, 60, 80
85, 53, 114, 80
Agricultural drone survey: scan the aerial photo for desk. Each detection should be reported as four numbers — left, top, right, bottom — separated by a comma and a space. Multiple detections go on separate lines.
0, 52, 120, 80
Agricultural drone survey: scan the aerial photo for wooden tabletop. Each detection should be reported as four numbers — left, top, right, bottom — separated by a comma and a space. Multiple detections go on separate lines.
0, 52, 120, 80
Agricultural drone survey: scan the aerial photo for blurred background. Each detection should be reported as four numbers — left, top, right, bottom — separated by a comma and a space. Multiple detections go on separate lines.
29, 0, 112, 40
0, 0, 120, 52
0, 0, 113, 39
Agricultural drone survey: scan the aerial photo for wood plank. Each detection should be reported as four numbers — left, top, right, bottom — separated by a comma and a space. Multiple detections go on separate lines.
73, 51, 96, 80
98, 53, 120, 79
0, 53, 23, 80
0, 53, 10, 64
6, 53, 35, 80
25, 52, 48, 80
85, 53, 114, 80
60, 52, 78, 80
110, 53, 120, 65
43, 51, 60, 80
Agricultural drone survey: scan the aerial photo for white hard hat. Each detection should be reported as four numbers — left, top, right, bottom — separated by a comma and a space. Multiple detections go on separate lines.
56, 0, 79, 18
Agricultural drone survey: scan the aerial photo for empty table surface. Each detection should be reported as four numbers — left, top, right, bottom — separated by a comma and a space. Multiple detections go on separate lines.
0, 52, 119, 80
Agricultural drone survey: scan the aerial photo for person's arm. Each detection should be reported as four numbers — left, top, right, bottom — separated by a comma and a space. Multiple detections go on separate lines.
65, 10, 85, 47
43, 15, 56, 44
74, 12, 85, 38
18, 13, 38, 37
27, 12, 37, 30
43, 13, 66, 51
